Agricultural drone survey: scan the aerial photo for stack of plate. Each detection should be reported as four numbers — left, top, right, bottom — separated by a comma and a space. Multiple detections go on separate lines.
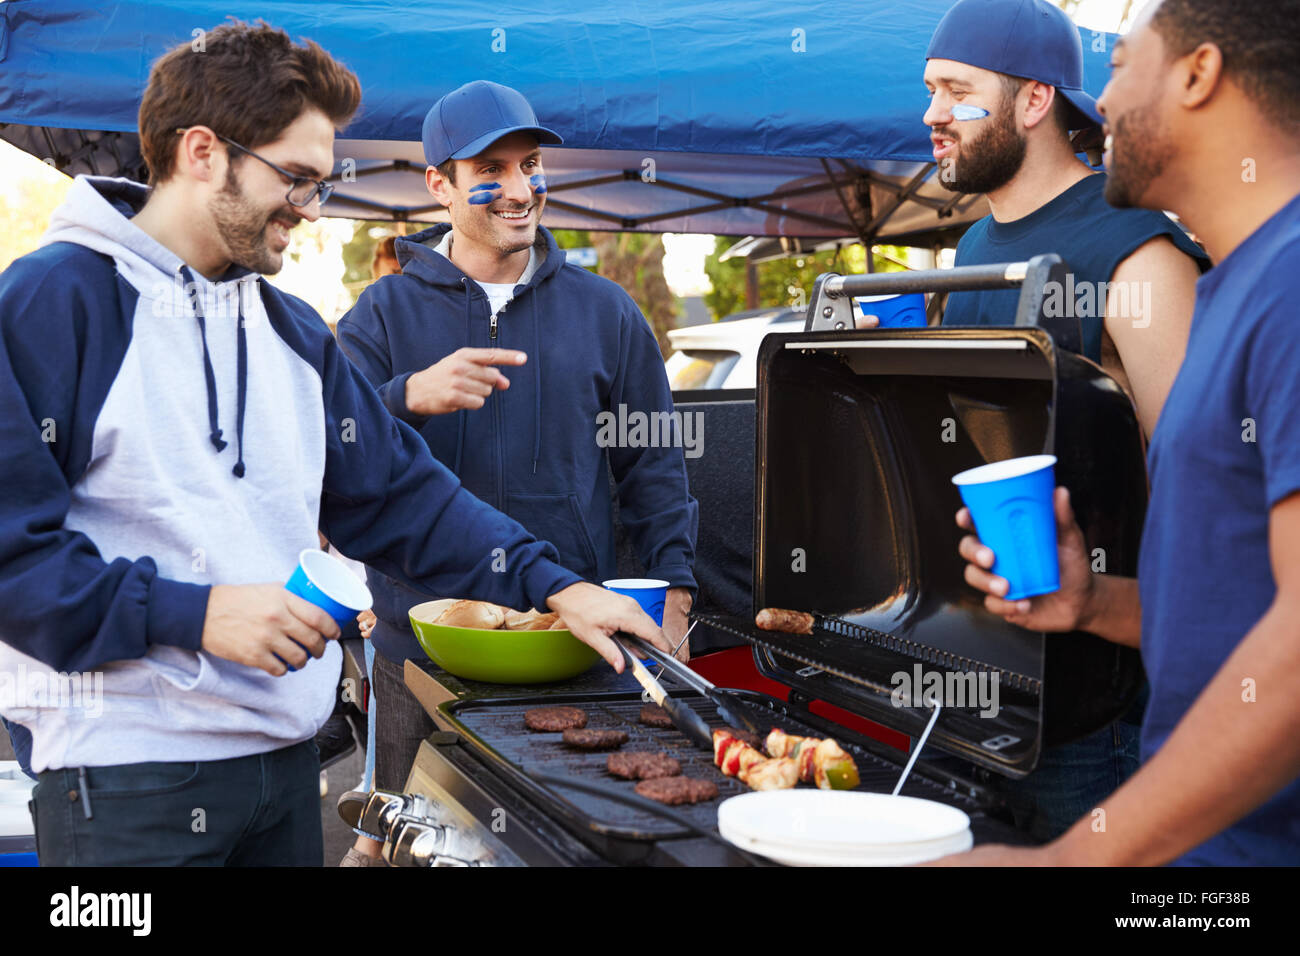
717, 790, 973, 866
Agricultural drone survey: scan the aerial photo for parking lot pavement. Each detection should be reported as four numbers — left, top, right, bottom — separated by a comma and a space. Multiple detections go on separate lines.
320, 745, 368, 867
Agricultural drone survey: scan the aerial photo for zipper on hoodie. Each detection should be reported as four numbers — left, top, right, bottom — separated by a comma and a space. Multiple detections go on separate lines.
491, 309, 506, 511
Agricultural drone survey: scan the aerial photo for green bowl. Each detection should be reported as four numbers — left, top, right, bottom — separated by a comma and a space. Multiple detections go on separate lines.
408, 601, 601, 684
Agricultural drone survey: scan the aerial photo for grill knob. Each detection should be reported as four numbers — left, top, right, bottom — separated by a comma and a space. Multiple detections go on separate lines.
384, 818, 447, 867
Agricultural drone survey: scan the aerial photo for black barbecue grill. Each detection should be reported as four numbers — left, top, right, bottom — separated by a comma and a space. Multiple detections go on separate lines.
440, 687, 1001, 864
341, 255, 1148, 865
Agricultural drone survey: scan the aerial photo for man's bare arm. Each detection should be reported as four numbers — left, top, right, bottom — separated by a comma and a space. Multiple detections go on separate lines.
942, 492, 1300, 865
1052, 491, 1300, 864
1103, 235, 1202, 440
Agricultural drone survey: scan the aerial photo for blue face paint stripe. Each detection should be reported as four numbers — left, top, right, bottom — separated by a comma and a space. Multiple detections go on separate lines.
951, 104, 989, 121
529, 174, 548, 194
468, 182, 502, 205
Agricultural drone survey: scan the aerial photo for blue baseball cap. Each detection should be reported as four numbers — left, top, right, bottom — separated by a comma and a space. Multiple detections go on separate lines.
421, 80, 563, 168
926, 0, 1102, 131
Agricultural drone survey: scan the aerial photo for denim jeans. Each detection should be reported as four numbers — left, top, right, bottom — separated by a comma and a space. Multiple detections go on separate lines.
30, 739, 322, 866
990, 715, 1143, 842
362, 637, 376, 792
370, 627, 435, 793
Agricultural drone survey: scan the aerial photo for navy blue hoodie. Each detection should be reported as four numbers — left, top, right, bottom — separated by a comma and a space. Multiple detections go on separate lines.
337, 224, 698, 662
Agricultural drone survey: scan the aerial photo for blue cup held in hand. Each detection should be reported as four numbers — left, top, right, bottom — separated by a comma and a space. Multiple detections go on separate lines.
952, 455, 1060, 602
282, 549, 373, 671
602, 578, 669, 665
286, 548, 373, 626
855, 292, 927, 328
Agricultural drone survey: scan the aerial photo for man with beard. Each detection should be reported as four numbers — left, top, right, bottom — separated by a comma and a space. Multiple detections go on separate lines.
0, 22, 670, 866
905, 0, 1211, 846
943, 0, 1300, 865
919, 0, 1207, 442
335, 83, 699, 861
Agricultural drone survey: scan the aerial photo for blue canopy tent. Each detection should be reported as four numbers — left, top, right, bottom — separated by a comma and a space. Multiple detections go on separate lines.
0, 0, 1117, 246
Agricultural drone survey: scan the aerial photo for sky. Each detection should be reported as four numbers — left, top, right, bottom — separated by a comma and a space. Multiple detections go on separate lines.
0, 0, 1155, 306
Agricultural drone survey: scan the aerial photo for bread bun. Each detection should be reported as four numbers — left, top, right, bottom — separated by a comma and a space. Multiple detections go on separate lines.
410, 599, 458, 624
523, 612, 560, 630
503, 608, 546, 630
548, 617, 569, 631
435, 600, 507, 630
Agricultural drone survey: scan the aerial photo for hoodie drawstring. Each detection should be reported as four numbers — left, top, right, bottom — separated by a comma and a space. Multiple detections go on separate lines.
179, 264, 248, 479
232, 280, 250, 478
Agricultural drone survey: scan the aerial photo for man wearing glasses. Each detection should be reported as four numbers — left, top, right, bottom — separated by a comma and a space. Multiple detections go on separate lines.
205, 130, 340, 267
0, 21, 670, 866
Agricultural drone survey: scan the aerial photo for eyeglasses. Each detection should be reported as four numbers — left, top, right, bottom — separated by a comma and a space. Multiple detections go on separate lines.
218, 135, 335, 207
177, 127, 335, 207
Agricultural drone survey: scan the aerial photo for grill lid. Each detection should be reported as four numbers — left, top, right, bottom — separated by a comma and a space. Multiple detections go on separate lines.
745, 266, 1146, 777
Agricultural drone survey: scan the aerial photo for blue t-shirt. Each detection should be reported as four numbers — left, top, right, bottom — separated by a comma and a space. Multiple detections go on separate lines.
1140, 190, 1300, 865
943, 174, 1209, 361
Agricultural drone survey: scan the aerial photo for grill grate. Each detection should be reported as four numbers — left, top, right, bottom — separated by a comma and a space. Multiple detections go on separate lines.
445, 691, 979, 842
697, 612, 1042, 695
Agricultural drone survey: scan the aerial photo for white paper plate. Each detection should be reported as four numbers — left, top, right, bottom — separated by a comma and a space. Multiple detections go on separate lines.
717, 790, 973, 866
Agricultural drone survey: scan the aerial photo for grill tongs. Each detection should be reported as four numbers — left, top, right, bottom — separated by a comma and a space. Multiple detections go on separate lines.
617, 632, 769, 745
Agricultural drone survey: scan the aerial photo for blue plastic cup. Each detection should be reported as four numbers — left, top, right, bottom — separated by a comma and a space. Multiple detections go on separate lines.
281, 549, 373, 670
287, 548, 373, 626
602, 578, 669, 625
603, 578, 668, 664
952, 455, 1060, 601
855, 292, 927, 328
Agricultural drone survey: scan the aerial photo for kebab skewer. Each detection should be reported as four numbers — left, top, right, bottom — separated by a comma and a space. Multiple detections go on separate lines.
765, 728, 861, 790
712, 730, 800, 791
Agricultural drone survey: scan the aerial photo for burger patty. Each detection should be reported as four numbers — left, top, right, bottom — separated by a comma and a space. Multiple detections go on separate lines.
524, 706, 588, 732
634, 776, 720, 805
562, 728, 629, 751
607, 751, 682, 781
638, 703, 675, 729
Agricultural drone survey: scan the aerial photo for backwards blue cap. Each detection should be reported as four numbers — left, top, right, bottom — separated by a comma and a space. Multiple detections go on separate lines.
927, 0, 1102, 130
422, 80, 563, 168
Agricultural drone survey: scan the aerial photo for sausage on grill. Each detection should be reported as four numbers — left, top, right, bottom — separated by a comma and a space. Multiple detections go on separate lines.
755, 608, 814, 635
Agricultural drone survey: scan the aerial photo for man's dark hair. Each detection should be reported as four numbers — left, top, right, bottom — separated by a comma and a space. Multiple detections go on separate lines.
1150, 0, 1300, 132
139, 19, 362, 184
998, 74, 1072, 136
436, 158, 457, 186
370, 235, 399, 279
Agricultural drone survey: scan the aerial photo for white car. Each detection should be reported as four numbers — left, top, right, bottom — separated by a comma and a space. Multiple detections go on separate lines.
665, 308, 805, 391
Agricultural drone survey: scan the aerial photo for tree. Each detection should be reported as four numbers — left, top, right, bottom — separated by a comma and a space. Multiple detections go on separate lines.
0, 174, 72, 272
702, 242, 909, 321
